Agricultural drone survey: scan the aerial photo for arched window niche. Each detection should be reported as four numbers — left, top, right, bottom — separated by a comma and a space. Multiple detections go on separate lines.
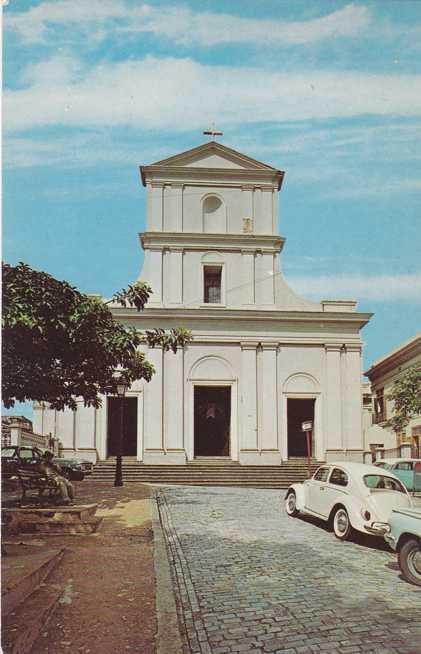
202, 194, 226, 233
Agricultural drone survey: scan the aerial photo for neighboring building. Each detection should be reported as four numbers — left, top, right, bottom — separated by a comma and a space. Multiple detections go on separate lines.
1, 416, 33, 447
364, 334, 421, 457
34, 141, 372, 465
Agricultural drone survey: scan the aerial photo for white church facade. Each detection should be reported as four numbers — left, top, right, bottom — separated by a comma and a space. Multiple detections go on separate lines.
34, 141, 372, 465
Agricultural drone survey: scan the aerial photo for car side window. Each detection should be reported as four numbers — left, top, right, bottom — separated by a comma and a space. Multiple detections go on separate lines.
395, 462, 413, 471
313, 467, 330, 482
19, 450, 33, 459
329, 467, 349, 487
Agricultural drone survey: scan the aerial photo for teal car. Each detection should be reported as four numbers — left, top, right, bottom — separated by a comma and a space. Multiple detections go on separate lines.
375, 459, 421, 492
384, 508, 421, 586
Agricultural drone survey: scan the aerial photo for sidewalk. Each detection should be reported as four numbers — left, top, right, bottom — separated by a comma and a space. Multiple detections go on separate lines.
2, 479, 182, 654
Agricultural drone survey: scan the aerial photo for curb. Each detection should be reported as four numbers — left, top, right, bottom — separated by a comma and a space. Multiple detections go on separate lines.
151, 491, 184, 654
2, 547, 65, 617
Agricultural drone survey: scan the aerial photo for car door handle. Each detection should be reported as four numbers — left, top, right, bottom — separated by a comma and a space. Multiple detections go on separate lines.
319, 486, 325, 490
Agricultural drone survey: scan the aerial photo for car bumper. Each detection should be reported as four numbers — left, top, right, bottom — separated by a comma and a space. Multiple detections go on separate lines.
364, 522, 389, 535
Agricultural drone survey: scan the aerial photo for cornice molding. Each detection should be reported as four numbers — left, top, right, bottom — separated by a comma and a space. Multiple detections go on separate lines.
140, 231, 285, 253
112, 305, 372, 328
140, 165, 284, 190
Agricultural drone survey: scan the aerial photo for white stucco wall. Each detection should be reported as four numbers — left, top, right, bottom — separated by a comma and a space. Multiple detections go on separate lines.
34, 142, 371, 465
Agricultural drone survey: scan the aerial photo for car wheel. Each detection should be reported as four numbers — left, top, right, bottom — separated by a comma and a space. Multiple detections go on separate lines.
332, 507, 352, 540
285, 491, 299, 517
398, 539, 421, 587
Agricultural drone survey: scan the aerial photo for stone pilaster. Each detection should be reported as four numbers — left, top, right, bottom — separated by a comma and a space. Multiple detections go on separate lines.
150, 183, 164, 231
164, 348, 186, 462
240, 342, 258, 450
325, 344, 343, 450
343, 345, 363, 450
143, 346, 163, 458
260, 342, 279, 452
241, 250, 255, 305
147, 248, 163, 305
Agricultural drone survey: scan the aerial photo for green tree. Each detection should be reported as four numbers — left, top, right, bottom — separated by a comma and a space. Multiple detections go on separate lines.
386, 366, 421, 433
2, 262, 191, 410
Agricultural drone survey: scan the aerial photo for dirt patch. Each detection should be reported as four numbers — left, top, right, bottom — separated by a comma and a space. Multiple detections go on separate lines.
24, 482, 157, 654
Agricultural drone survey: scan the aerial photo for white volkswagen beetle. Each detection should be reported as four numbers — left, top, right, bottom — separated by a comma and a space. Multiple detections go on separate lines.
285, 462, 413, 540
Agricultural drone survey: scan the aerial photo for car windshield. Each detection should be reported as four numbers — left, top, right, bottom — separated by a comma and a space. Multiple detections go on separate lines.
363, 474, 406, 493
1, 448, 17, 457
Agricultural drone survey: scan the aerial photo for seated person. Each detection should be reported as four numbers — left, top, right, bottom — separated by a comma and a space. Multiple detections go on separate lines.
37, 451, 75, 505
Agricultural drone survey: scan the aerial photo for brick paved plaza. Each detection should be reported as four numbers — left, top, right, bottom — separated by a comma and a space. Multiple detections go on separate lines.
157, 486, 421, 654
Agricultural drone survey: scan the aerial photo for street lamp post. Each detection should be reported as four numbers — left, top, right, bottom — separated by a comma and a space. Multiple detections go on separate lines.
114, 379, 128, 487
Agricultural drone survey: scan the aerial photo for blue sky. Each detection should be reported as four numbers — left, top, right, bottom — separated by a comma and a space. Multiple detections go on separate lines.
3, 1, 421, 418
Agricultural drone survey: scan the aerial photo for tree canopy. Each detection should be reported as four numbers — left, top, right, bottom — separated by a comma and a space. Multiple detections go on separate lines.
2, 262, 191, 410
386, 365, 421, 433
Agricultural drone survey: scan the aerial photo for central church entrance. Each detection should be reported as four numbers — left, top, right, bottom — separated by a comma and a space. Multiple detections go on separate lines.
107, 397, 138, 456
287, 398, 315, 457
194, 386, 231, 457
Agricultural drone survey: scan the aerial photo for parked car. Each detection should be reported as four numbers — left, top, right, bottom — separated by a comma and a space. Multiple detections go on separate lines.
79, 460, 94, 475
285, 462, 413, 540
53, 458, 85, 481
384, 507, 421, 586
374, 458, 421, 491
1, 445, 43, 479
1, 447, 84, 482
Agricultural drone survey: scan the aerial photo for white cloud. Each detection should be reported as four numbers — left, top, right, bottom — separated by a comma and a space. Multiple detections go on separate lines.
4, 56, 421, 133
5, 1, 370, 46
3, 133, 169, 169
288, 273, 421, 303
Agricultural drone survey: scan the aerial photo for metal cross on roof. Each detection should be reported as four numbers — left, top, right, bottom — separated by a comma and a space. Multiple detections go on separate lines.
203, 124, 223, 140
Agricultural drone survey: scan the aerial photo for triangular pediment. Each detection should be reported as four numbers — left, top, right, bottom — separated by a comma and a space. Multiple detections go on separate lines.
151, 142, 276, 171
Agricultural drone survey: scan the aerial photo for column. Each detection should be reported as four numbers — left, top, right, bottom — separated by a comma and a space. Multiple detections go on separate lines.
75, 402, 96, 450
147, 248, 163, 305
325, 345, 343, 451
255, 251, 275, 306
241, 186, 253, 224
171, 184, 183, 232
272, 188, 278, 233
253, 187, 262, 231
240, 343, 258, 450
260, 343, 278, 451
144, 346, 163, 453
260, 187, 273, 233
150, 183, 164, 231
241, 250, 255, 305
164, 348, 185, 460
343, 345, 363, 451
166, 248, 183, 305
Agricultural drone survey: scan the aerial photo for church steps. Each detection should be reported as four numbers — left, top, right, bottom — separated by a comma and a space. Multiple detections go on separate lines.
89, 460, 322, 487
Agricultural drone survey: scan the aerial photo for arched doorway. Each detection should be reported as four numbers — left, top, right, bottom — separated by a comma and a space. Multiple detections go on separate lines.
282, 373, 320, 460
188, 356, 237, 460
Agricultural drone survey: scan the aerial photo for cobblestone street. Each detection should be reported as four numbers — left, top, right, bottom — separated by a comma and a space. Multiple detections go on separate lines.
157, 486, 421, 654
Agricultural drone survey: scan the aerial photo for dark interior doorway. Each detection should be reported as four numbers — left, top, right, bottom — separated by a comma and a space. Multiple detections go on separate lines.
107, 397, 138, 457
287, 398, 315, 457
194, 386, 231, 457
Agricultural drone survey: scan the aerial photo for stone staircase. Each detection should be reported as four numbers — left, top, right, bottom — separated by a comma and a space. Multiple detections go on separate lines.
90, 458, 322, 488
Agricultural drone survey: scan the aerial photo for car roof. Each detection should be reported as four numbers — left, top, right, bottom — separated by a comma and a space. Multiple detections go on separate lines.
380, 458, 421, 463
321, 461, 402, 476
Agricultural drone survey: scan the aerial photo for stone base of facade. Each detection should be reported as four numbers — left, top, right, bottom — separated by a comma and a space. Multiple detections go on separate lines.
142, 450, 187, 465
238, 451, 283, 466
325, 449, 364, 463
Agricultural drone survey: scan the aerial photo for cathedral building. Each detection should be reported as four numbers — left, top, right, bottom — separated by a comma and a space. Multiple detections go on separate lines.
34, 141, 372, 465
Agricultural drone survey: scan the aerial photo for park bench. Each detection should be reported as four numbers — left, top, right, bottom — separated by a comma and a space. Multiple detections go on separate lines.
15, 468, 61, 504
